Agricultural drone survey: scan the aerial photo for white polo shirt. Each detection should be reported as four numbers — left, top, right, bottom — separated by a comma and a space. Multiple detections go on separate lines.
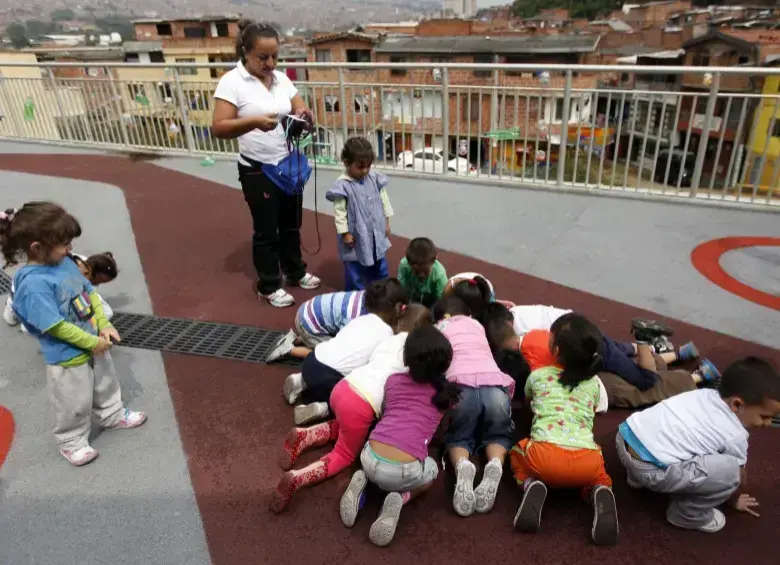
213, 62, 297, 166
314, 313, 394, 376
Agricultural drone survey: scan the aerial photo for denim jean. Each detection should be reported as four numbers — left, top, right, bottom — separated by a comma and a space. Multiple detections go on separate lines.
445, 385, 514, 454
360, 443, 439, 493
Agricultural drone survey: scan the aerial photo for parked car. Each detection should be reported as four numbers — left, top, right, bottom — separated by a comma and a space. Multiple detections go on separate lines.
396, 148, 477, 176
654, 149, 693, 187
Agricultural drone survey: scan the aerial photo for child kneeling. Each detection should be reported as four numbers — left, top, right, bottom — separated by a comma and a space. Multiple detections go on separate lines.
339, 326, 460, 547
616, 357, 780, 532
510, 313, 618, 546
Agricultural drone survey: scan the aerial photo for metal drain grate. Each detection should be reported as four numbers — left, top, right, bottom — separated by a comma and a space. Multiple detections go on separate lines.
111, 312, 300, 365
0, 270, 11, 295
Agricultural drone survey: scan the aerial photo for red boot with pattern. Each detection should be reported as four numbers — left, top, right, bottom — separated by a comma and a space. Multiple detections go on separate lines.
279, 420, 339, 471
269, 459, 329, 514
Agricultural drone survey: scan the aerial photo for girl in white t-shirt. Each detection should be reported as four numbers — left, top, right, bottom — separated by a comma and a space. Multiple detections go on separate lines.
269, 304, 432, 514
212, 19, 320, 308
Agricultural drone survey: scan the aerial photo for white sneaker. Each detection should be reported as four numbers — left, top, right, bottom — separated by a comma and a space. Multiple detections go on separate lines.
260, 288, 295, 308
267, 330, 296, 363
474, 457, 503, 514
107, 408, 148, 429
453, 458, 477, 517
283, 372, 304, 405
294, 402, 328, 425
60, 445, 99, 467
668, 508, 726, 533
290, 273, 321, 291
3, 297, 18, 326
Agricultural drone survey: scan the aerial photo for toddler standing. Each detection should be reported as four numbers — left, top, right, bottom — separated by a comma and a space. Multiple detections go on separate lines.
0, 203, 146, 466
327, 137, 393, 291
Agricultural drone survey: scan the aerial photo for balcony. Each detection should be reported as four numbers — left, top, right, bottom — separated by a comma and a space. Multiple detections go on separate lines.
0, 59, 777, 206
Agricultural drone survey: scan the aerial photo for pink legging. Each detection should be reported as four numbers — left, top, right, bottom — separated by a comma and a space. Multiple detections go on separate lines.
321, 380, 375, 477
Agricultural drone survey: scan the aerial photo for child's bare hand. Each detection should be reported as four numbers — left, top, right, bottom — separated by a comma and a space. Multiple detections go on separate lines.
100, 327, 121, 344
385, 220, 391, 237
733, 494, 760, 517
93, 337, 112, 355
342, 233, 355, 248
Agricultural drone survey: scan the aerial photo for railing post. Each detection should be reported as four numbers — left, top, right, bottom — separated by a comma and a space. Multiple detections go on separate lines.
337, 67, 348, 143
557, 70, 572, 188
690, 71, 720, 197
106, 66, 131, 148
0, 73, 24, 139
171, 67, 196, 154
441, 67, 449, 175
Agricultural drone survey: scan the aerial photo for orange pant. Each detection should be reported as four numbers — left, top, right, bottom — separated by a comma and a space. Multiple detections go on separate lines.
509, 438, 611, 498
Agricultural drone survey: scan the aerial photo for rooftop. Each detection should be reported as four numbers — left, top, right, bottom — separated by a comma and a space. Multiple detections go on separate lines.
0, 141, 777, 565
132, 14, 242, 24
374, 34, 600, 55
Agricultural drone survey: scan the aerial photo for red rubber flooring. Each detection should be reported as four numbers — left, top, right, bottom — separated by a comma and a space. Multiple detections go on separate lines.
1, 154, 778, 565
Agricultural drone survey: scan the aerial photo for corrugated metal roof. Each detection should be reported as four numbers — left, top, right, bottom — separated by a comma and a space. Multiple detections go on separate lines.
308, 32, 380, 46
591, 19, 634, 32
374, 34, 599, 55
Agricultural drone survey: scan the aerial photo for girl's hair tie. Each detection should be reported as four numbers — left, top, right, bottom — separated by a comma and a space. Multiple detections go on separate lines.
443, 313, 451, 319
468, 278, 477, 286
0, 208, 17, 222
400, 304, 407, 313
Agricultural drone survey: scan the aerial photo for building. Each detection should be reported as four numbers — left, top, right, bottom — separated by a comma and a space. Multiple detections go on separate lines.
620, 1, 693, 29
444, 0, 478, 19
0, 50, 89, 142
743, 56, 780, 194
307, 31, 603, 173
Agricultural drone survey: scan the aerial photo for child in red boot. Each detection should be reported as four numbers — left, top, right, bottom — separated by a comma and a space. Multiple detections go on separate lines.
269, 304, 433, 513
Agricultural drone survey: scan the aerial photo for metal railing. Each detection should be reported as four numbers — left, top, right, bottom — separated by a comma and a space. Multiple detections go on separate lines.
0, 60, 779, 209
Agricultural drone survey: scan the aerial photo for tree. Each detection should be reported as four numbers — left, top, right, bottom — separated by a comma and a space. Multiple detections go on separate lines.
5, 22, 29, 48
50, 9, 76, 21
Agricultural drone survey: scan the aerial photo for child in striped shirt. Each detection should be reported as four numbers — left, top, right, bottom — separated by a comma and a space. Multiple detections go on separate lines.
265, 289, 368, 363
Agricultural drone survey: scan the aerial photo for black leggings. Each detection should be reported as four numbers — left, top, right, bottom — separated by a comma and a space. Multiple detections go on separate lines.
238, 162, 306, 295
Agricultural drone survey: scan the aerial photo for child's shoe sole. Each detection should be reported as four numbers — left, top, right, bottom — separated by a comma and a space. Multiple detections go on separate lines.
279, 428, 306, 471
453, 461, 476, 517
269, 471, 299, 514
368, 492, 403, 547
340, 470, 367, 528
474, 461, 503, 514
513, 480, 547, 533
592, 486, 619, 546
294, 404, 325, 426
283, 373, 303, 406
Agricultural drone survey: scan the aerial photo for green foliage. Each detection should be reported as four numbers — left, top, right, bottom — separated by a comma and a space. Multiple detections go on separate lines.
510, 0, 620, 20
5, 22, 29, 48
50, 8, 76, 21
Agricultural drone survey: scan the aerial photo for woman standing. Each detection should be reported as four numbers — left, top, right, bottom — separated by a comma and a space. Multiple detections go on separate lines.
212, 20, 320, 307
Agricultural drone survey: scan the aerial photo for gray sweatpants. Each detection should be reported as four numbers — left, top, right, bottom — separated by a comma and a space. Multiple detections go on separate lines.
46, 353, 125, 451
615, 432, 740, 529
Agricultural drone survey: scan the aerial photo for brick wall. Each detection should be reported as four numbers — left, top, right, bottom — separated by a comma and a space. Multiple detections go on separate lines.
417, 19, 473, 36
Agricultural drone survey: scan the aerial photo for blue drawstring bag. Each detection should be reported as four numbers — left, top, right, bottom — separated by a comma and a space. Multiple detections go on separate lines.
261, 150, 312, 196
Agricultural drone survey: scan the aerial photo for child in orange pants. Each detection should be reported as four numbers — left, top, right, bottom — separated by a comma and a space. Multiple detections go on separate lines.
510, 313, 618, 546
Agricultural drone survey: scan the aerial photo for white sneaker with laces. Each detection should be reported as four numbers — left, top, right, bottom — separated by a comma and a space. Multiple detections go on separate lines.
267, 330, 296, 363
60, 445, 99, 466
3, 297, 18, 326
261, 288, 295, 308
296, 273, 321, 291
283, 372, 304, 405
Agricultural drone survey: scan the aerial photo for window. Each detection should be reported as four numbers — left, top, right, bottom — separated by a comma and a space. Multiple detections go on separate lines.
692, 52, 710, 67
738, 55, 749, 65
158, 82, 174, 102
461, 95, 480, 121
354, 94, 370, 112
315, 49, 331, 63
324, 95, 340, 112
346, 49, 371, 63
554, 98, 565, 122
473, 54, 492, 78
127, 83, 147, 101
156, 23, 172, 36
216, 22, 229, 37
149, 51, 165, 63
504, 55, 528, 76
188, 91, 209, 110
184, 26, 207, 39
124, 52, 140, 63
390, 56, 406, 76
773, 120, 780, 138
176, 58, 197, 76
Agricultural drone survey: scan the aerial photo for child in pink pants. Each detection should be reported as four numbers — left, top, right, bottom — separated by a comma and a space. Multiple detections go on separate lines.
269, 304, 431, 513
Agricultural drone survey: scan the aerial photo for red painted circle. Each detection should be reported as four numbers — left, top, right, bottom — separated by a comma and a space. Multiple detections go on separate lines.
691, 236, 780, 311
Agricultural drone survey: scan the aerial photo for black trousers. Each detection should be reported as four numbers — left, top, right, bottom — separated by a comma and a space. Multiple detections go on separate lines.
300, 352, 344, 407
238, 162, 306, 295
